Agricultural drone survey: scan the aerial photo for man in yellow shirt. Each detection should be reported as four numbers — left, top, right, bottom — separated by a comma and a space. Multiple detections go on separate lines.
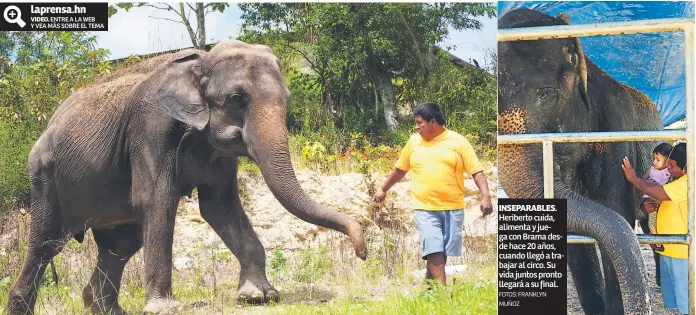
373, 103, 493, 286
622, 142, 688, 314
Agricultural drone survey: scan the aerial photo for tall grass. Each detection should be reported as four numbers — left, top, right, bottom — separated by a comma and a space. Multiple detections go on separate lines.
0, 205, 497, 314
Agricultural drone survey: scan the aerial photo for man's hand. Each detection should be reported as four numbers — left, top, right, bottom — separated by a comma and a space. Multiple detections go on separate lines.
641, 198, 659, 214
373, 168, 407, 205
472, 171, 493, 216
621, 156, 638, 184
373, 189, 387, 204
480, 196, 493, 216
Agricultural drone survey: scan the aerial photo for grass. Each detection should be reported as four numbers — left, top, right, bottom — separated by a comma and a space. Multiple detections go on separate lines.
0, 210, 497, 314
0, 130, 497, 314
268, 271, 497, 315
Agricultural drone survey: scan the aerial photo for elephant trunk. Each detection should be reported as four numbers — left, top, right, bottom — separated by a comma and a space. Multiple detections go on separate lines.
499, 139, 649, 313
563, 188, 650, 315
246, 108, 367, 260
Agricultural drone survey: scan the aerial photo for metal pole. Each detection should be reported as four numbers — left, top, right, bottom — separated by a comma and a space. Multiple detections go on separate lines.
543, 140, 554, 198
498, 18, 693, 41
683, 23, 695, 315
498, 130, 687, 144
568, 234, 690, 245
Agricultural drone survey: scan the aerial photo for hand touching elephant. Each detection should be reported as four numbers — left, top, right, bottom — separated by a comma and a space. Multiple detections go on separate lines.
6, 40, 367, 315
498, 9, 662, 315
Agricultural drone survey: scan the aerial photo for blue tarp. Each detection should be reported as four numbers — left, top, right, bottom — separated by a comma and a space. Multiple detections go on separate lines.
498, 2, 695, 127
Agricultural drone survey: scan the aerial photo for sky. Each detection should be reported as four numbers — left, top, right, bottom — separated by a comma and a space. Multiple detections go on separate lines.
95, 4, 496, 69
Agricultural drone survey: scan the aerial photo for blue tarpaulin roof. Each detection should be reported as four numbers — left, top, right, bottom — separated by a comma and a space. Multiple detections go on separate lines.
498, 1, 695, 127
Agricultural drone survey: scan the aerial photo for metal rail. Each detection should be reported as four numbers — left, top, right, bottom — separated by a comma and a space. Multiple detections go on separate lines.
568, 234, 690, 245
498, 130, 687, 144
498, 17, 695, 314
498, 18, 693, 41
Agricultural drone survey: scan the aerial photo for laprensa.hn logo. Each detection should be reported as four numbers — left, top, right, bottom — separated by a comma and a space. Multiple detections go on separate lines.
3, 5, 26, 28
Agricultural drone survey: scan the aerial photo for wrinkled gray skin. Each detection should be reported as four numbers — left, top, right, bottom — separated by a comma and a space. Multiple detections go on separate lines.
6, 40, 367, 315
498, 9, 658, 315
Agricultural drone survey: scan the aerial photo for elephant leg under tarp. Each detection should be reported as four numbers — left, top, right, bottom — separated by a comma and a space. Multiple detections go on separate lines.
83, 224, 142, 315
568, 244, 606, 315
198, 176, 279, 304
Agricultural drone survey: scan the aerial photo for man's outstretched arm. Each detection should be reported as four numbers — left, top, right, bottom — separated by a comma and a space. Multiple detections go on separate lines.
373, 168, 407, 203
622, 156, 671, 201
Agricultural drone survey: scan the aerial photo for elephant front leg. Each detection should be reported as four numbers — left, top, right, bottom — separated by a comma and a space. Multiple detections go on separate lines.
139, 196, 184, 314
198, 184, 279, 304
568, 244, 606, 315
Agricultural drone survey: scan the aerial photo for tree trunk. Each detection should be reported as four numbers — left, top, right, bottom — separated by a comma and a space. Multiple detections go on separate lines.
376, 75, 398, 131
196, 3, 206, 50
179, 3, 198, 50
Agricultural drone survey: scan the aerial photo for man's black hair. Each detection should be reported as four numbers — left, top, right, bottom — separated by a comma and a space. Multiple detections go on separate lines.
413, 102, 445, 126
669, 142, 687, 170
653, 142, 673, 157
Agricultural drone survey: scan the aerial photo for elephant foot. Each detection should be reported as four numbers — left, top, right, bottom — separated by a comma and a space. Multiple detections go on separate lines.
83, 287, 127, 315
237, 279, 279, 304
86, 303, 127, 315
142, 298, 184, 314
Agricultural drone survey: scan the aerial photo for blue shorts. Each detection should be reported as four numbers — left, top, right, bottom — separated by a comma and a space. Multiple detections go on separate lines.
659, 254, 688, 314
413, 209, 464, 260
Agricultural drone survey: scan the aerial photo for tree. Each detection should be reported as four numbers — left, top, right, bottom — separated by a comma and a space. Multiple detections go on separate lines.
0, 32, 110, 209
239, 3, 496, 131
108, 2, 230, 51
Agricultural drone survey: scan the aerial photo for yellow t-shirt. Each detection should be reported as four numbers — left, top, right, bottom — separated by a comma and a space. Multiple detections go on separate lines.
395, 129, 484, 210
657, 175, 688, 259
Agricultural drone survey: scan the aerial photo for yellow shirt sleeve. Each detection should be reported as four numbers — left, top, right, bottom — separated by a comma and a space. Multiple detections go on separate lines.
395, 136, 413, 171
664, 176, 687, 203
459, 138, 484, 176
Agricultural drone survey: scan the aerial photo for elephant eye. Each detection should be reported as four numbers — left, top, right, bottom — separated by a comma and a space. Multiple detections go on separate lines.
226, 93, 248, 109
536, 87, 555, 101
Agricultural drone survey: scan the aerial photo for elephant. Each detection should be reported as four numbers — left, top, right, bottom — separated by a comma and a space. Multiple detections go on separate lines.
498, 9, 664, 315
6, 40, 367, 315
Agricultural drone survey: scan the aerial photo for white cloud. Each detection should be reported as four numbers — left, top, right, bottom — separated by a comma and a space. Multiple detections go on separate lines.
445, 15, 497, 69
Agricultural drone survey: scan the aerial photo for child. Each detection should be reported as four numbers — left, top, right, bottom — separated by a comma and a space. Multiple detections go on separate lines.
641, 142, 672, 252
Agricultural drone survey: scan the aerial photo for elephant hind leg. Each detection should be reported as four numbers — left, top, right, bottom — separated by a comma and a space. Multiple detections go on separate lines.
7, 223, 68, 314
83, 224, 142, 315
568, 244, 606, 315
7, 171, 68, 314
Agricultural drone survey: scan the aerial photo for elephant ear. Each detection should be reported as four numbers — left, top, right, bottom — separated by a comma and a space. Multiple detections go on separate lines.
557, 13, 590, 109
156, 52, 209, 130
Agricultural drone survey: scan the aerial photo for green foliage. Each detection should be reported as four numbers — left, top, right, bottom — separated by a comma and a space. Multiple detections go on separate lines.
109, 2, 230, 17
400, 50, 498, 153
239, 3, 497, 136
270, 249, 288, 275
0, 32, 110, 213
271, 272, 496, 314
293, 246, 331, 283
238, 156, 261, 175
